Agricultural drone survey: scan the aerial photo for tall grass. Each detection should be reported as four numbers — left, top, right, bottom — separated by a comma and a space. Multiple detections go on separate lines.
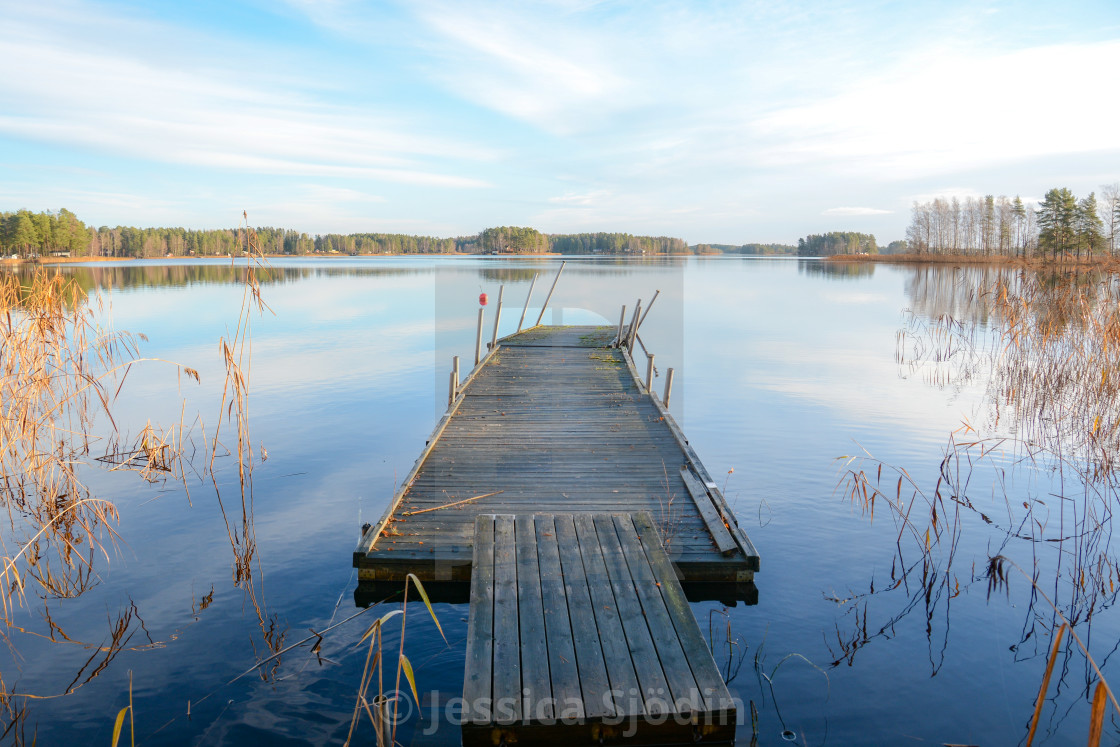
0, 217, 438, 744
0, 215, 281, 739
205, 218, 288, 678
345, 574, 445, 746
0, 268, 192, 740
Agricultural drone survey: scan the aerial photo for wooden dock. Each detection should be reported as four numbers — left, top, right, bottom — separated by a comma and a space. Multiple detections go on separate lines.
354, 324, 759, 594
353, 318, 757, 743
462, 512, 737, 746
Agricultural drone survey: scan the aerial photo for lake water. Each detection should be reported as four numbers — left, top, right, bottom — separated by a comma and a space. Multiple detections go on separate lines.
2, 256, 1112, 745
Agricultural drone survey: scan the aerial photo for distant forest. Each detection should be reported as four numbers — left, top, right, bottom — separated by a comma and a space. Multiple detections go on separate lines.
905, 185, 1120, 258
797, 232, 878, 257
0, 211, 699, 258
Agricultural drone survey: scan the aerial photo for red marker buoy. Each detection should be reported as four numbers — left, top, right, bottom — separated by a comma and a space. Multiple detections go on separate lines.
479, 292, 488, 306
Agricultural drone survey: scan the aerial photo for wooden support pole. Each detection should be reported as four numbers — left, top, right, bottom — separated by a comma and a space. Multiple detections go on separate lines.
475, 308, 484, 367
451, 356, 460, 404
490, 285, 504, 348
518, 273, 538, 332
636, 289, 660, 333
448, 370, 457, 407
615, 305, 627, 347
534, 260, 567, 326
663, 367, 675, 407
626, 300, 642, 350
645, 353, 655, 394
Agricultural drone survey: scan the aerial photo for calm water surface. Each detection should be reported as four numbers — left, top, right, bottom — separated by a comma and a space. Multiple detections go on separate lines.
3, 257, 1110, 745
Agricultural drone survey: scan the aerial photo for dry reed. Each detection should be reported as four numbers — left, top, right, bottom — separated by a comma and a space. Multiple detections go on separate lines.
0, 213, 281, 739
0, 214, 438, 744
838, 266, 1120, 740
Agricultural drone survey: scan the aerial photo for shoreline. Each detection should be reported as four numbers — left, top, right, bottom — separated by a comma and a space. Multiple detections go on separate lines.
18, 251, 692, 265
825, 253, 1120, 268
25, 252, 571, 264
19, 252, 1120, 267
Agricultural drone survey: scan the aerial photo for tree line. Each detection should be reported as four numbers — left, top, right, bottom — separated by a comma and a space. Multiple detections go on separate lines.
549, 232, 689, 255
796, 232, 878, 256
0, 211, 693, 258
905, 185, 1120, 259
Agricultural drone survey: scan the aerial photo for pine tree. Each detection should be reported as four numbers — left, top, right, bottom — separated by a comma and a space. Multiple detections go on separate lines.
13, 213, 37, 253
1037, 187, 1078, 258
1076, 193, 1104, 258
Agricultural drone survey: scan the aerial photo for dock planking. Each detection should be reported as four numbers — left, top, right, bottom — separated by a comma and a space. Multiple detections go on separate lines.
461, 512, 737, 746
354, 325, 759, 590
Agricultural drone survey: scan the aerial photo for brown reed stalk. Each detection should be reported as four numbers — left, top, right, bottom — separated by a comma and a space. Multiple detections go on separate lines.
1025, 622, 1066, 747
1088, 680, 1107, 747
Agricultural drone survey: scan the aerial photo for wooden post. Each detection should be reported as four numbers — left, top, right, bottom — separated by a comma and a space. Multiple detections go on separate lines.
646, 353, 655, 393
448, 370, 457, 407
615, 305, 627, 347
475, 308, 484, 367
637, 289, 660, 332
518, 273, 538, 331
663, 367, 675, 407
534, 260, 566, 326
626, 300, 642, 350
451, 356, 460, 405
490, 285, 505, 348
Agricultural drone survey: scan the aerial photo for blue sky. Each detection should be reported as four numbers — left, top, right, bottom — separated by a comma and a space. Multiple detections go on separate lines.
1, 0, 1118, 244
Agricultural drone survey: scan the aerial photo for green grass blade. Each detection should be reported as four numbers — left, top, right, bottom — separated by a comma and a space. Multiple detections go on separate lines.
399, 653, 420, 704
358, 610, 403, 645
110, 706, 129, 747
406, 573, 446, 643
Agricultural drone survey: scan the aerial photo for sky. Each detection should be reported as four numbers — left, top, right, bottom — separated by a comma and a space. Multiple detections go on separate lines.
1, 0, 1118, 245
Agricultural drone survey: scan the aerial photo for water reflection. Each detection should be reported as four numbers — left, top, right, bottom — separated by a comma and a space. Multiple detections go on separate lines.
7, 256, 1117, 745
19, 255, 698, 295
840, 264, 1120, 742
10, 259, 431, 294
796, 259, 875, 280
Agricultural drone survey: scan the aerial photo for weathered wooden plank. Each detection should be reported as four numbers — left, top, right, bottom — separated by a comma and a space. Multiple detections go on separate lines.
463, 516, 495, 723
549, 514, 614, 719
708, 485, 761, 569
630, 511, 738, 716
462, 511, 738, 744
491, 515, 521, 725
515, 514, 552, 722
533, 515, 585, 720
679, 466, 738, 556
587, 513, 672, 716
611, 513, 703, 714
572, 513, 644, 716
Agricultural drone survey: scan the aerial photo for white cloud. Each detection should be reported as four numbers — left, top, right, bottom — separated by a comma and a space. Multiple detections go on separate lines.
822, 207, 893, 216
906, 187, 986, 204
0, 7, 495, 188
409, 2, 635, 134
548, 190, 611, 206
296, 186, 386, 204
748, 40, 1120, 179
